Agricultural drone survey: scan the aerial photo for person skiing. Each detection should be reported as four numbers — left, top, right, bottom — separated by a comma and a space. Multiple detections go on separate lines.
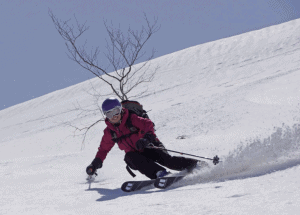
86, 97, 199, 179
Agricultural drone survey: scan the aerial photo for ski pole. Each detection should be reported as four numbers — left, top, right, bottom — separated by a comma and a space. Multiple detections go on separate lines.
87, 170, 98, 190
147, 145, 221, 165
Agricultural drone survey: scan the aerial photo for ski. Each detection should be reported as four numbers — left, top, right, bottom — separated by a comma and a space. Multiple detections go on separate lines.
121, 160, 210, 192
154, 175, 185, 189
153, 160, 210, 189
121, 179, 155, 192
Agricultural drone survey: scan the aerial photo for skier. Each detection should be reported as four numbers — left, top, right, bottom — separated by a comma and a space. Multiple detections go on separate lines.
86, 98, 199, 179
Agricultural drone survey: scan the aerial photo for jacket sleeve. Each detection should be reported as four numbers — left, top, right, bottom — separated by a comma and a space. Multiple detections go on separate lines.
130, 114, 155, 137
95, 128, 115, 162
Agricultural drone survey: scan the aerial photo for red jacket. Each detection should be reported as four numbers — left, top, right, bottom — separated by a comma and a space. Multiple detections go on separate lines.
95, 108, 155, 162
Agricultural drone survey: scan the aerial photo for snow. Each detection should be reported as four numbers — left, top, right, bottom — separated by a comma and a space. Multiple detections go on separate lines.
1, 18, 300, 215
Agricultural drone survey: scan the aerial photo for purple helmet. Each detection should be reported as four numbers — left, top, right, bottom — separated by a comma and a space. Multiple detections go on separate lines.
102, 97, 121, 113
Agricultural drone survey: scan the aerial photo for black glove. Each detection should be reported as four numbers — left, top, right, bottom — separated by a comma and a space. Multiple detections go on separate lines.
86, 157, 103, 176
86, 164, 96, 176
136, 138, 151, 151
143, 133, 157, 142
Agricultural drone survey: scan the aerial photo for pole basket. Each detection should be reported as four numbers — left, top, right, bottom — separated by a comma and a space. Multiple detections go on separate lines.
213, 156, 220, 165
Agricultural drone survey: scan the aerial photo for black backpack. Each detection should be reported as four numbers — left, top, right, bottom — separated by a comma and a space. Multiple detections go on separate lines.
121, 100, 149, 119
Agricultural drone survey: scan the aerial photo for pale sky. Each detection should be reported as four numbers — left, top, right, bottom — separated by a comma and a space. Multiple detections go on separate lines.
1, 0, 299, 110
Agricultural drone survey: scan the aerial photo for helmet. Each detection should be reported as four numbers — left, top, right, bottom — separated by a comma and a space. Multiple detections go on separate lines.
102, 97, 121, 113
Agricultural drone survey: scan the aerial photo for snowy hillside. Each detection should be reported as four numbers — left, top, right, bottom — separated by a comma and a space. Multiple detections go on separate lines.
1, 18, 300, 215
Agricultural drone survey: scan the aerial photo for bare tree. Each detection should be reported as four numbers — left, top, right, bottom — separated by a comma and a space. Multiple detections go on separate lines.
49, 10, 160, 147
49, 10, 160, 101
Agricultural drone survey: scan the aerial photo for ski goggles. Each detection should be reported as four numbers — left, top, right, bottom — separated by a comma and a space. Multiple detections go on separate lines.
104, 106, 122, 119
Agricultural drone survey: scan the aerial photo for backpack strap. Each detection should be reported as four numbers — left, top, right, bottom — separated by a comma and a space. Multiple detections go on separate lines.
110, 129, 119, 142
126, 165, 136, 177
125, 112, 139, 133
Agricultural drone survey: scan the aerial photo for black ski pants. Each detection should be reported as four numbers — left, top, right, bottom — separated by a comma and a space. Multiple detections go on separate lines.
124, 145, 197, 179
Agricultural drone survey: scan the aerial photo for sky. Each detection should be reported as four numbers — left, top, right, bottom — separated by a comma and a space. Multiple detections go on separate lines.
1, 0, 300, 110
1, 16, 300, 214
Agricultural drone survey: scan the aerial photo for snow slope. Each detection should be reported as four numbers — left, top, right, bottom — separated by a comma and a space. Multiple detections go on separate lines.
1, 18, 300, 215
